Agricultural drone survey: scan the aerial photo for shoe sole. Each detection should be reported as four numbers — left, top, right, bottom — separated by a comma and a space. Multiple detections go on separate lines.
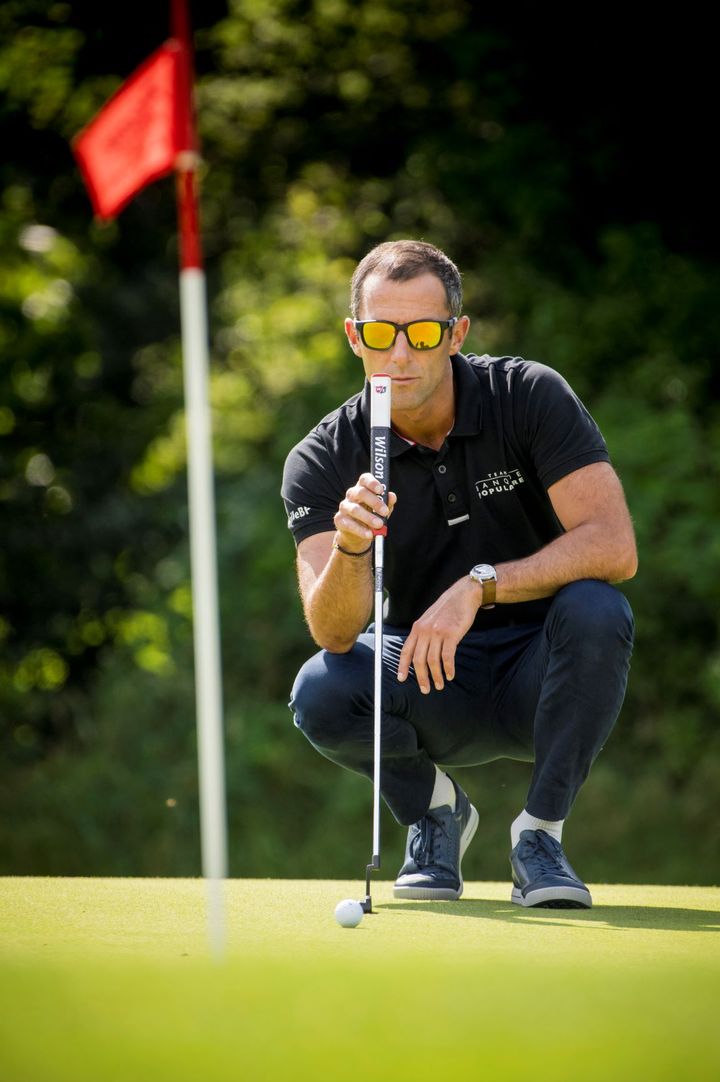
510, 884, 592, 909
393, 803, 479, 901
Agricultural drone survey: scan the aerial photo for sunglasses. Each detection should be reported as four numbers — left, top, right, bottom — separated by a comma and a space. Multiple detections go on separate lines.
353, 317, 457, 351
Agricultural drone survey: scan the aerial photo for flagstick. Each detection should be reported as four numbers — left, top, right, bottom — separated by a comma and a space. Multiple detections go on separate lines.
176, 161, 228, 960
71, 0, 229, 955
172, 0, 228, 961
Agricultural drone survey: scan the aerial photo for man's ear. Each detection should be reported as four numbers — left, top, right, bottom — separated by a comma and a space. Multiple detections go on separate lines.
344, 317, 363, 356
450, 315, 471, 353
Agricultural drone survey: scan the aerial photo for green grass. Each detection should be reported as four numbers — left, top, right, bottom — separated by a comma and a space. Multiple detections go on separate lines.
1, 877, 719, 1081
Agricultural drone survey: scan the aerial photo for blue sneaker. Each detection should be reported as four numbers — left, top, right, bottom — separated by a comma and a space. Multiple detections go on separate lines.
394, 780, 479, 900
510, 829, 592, 908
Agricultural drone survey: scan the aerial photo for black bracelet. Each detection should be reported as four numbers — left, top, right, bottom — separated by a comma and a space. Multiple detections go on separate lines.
333, 541, 373, 557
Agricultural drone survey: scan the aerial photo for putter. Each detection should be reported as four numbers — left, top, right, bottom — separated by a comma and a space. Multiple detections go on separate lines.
362, 372, 392, 914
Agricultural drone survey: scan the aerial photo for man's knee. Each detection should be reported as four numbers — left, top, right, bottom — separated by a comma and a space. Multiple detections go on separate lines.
290, 645, 372, 746
549, 580, 634, 651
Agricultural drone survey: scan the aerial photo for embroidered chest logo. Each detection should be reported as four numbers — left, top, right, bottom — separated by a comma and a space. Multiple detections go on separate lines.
475, 469, 525, 498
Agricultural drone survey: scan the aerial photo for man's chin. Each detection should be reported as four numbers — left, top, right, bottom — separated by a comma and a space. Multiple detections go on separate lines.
390, 379, 425, 406
388, 370, 448, 417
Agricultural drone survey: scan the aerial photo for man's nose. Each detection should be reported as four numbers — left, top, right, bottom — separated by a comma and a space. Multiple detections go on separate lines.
389, 329, 412, 362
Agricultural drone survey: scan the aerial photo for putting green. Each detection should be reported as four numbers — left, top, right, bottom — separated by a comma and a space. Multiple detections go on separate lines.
1, 878, 718, 1080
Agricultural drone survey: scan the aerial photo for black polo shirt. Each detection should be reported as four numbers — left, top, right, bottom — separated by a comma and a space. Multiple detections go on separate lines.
281, 353, 610, 630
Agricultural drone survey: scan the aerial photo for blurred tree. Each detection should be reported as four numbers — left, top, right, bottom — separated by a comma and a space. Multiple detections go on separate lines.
0, 0, 717, 882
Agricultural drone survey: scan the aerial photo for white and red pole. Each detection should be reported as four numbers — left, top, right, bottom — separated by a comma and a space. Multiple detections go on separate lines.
172, 0, 228, 958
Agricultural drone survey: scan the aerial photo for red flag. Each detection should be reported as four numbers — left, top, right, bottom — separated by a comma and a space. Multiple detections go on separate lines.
73, 41, 186, 221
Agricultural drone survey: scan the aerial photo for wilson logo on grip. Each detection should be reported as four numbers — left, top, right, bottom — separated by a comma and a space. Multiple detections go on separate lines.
373, 436, 387, 483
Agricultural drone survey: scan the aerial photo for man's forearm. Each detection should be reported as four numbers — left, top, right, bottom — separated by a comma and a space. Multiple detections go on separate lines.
495, 520, 638, 604
301, 546, 374, 652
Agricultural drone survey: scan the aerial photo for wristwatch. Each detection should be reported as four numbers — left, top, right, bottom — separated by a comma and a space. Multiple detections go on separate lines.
469, 563, 497, 609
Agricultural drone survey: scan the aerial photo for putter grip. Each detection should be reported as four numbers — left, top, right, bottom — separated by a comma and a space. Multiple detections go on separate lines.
370, 374, 391, 535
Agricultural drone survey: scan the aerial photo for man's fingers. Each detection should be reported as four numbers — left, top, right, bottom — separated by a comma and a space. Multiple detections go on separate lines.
397, 631, 417, 685
401, 629, 431, 694
334, 471, 395, 549
412, 641, 431, 694
336, 480, 389, 533
343, 476, 391, 526
399, 624, 458, 693
357, 473, 390, 515
426, 640, 445, 691
358, 471, 382, 493
441, 640, 456, 683
336, 499, 384, 534
426, 631, 459, 690
333, 509, 373, 540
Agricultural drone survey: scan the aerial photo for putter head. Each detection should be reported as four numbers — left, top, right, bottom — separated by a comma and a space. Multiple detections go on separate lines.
362, 858, 380, 914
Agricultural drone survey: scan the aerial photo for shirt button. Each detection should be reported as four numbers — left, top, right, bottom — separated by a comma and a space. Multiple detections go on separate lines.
437, 464, 447, 474
447, 493, 457, 503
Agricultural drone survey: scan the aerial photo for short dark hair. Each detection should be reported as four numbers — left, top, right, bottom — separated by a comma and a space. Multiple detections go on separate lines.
350, 240, 462, 319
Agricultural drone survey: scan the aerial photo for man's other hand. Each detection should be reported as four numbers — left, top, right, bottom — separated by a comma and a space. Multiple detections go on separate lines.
397, 576, 483, 693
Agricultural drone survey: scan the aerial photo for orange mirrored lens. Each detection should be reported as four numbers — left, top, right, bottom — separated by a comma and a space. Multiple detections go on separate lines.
407, 321, 442, 349
362, 322, 396, 349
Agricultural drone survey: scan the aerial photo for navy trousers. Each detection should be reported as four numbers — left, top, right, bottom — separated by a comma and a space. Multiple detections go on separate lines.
290, 580, 634, 826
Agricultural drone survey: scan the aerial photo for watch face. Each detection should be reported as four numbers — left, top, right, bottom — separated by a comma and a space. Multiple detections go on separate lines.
471, 563, 495, 580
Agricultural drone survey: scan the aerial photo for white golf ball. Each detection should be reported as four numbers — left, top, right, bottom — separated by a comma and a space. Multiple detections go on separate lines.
334, 898, 364, 928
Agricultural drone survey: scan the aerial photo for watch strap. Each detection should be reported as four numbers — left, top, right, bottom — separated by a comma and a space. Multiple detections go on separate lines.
470, 563, 497, 609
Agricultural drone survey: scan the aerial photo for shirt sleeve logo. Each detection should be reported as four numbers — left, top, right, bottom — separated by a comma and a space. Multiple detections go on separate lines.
287, 505, 313, 528
475, 469, 525, 498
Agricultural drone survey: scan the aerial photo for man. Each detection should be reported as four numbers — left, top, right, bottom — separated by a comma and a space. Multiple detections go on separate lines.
282, 240, 636, 908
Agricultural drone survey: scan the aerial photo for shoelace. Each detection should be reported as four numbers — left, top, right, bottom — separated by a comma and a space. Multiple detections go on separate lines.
410, 812, 452, 867
523, 832, 566, 876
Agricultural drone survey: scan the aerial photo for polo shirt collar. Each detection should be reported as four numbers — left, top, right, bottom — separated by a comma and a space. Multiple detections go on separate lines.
360, 352, 482, 455
449, 352, 483, 437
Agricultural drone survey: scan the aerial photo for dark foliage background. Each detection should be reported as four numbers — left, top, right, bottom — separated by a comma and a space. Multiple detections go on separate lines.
1, 0, 718, 883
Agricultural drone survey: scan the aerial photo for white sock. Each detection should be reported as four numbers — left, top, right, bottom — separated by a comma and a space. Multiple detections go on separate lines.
511, 809, 564, 849
428, 766, 456, 811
